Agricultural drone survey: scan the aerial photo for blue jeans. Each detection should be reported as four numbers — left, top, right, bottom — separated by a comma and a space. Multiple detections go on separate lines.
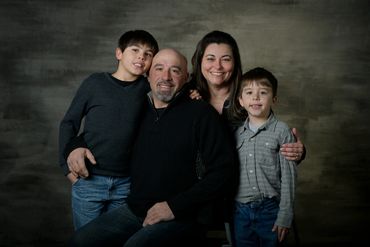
68, 204, 206, 247
71, 175, 130, 230
233, 198, 279, 247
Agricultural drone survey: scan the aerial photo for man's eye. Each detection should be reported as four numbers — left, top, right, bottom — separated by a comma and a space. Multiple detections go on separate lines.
171, 69, 181, 75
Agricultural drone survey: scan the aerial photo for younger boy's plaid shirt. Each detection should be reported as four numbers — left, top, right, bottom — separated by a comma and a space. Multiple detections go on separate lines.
235, 112, 297, 227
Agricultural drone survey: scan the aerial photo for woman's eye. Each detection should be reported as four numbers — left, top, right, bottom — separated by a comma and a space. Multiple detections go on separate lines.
204, 56, 215, 61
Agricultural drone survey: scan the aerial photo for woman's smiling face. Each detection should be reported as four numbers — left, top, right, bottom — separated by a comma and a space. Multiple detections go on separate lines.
201, 43, 234, 88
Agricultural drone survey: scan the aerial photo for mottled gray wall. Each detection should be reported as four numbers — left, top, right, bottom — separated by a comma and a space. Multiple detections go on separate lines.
1, 0, 369, 246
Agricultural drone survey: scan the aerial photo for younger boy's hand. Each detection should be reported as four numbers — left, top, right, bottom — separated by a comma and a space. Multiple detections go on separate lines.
67, 148, 96, 178
272, 224, 290, 242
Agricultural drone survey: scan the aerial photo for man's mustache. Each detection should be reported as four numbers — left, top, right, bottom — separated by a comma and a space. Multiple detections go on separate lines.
157, 80, 174, 87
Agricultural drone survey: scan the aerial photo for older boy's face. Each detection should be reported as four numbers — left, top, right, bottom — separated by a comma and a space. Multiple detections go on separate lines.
239, 81, 277, 120
116, 44, 154, 80
148, 49, 188, 108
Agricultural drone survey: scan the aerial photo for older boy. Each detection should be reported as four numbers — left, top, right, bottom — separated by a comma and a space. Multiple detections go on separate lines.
58, 30, 158, 230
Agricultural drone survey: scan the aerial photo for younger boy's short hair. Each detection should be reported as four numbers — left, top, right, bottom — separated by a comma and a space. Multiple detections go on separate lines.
118, 30, 159, 54
241, 67, 278, 97
228, 67, 278, 122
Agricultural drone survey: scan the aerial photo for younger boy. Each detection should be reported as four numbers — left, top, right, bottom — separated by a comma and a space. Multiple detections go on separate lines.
58, 30, 158, 230
230, 67, 297, 246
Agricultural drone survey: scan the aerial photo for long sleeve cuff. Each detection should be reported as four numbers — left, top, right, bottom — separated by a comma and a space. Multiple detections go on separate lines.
63, 135, 88, 160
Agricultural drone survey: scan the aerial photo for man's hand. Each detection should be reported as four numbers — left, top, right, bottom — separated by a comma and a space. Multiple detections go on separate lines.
272, 224, 290, 242
280, 128, 305, 161
143, 202, 175, 227
67, 148, 96, 178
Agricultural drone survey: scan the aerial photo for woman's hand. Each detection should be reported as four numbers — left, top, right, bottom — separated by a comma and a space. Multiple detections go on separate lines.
189, 89, 202, 100
280, 128, 305, 162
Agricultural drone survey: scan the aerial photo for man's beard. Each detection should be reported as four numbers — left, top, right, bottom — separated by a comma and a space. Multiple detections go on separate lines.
154, 81, 175, 103
155, 92, 174, 102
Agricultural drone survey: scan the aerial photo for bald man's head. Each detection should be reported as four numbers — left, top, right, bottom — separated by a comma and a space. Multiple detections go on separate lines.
148, 48, 189, 108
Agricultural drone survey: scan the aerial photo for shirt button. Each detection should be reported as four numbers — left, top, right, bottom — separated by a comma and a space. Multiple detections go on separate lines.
252, 187, 257, 190
249, 170, 254, 173
249, 154, 253, 157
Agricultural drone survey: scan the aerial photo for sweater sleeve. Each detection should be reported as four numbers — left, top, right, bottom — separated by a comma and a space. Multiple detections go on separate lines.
63, 135, 88, 161
167, 105, 236, 219
58, 79, 91, 175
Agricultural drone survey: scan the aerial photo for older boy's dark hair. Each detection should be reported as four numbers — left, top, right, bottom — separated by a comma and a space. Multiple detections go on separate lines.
118, 30, 159, 54
191, 30, 242, 102
228, 67, 278, 122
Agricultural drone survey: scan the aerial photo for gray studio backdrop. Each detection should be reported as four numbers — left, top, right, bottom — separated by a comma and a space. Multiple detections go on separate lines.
1, 0, 369, 246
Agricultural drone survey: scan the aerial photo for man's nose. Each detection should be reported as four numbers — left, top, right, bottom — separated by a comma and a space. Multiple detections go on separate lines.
162, 69, 172, 81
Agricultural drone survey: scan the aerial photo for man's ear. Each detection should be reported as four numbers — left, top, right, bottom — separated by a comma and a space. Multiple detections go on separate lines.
273, 96, 278, 104
185, 72, 189, 82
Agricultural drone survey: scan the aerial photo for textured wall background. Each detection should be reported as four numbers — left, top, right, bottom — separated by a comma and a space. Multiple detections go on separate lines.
1, 0, 369, 246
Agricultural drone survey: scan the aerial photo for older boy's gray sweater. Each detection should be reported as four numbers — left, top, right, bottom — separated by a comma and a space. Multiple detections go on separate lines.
58, 72, 149, 176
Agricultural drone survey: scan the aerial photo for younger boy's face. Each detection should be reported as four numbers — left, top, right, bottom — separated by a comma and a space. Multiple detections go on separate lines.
239, 81, 277, 120
116, 44, 154, 80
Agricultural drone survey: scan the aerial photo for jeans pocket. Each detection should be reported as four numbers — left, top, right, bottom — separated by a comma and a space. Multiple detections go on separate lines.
72, 178, 81, 186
